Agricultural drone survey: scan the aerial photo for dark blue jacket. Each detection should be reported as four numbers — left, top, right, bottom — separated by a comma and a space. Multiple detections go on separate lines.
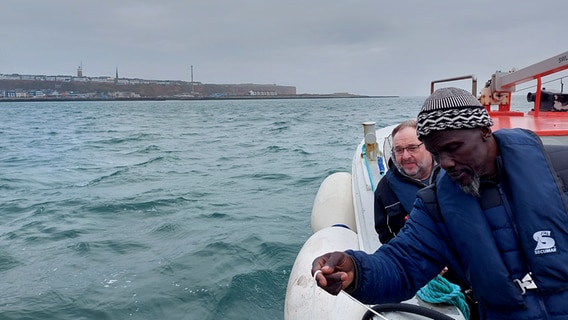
374, 159, 437, 244
347, 129, 568, 319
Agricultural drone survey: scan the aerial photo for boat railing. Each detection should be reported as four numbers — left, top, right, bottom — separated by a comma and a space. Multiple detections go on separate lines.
430, 75, 477, 96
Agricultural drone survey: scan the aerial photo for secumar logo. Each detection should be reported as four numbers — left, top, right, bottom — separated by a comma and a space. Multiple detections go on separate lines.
533, 230, 557, 254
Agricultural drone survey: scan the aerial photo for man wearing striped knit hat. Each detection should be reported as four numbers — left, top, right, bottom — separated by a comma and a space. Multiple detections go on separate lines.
312, 87, 568, 319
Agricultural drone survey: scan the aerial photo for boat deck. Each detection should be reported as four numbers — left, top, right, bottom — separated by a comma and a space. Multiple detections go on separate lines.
490, 111, 568, 144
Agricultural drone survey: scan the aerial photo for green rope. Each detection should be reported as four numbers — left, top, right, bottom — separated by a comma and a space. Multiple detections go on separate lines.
417, 275, 470, 320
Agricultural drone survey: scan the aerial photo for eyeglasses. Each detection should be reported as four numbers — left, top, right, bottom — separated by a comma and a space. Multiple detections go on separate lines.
393, 143, 423, 155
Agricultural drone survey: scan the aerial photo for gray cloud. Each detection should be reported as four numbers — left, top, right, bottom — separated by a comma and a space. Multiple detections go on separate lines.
1, 0, 566, 95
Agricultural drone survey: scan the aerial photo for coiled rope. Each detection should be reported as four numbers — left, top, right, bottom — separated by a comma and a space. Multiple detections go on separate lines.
417, 275, 470, 320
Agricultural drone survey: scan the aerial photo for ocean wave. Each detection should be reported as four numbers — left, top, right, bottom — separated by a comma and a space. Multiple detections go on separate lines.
68, 239, 151, 255
0, 252, 22, 272
84, 168, 129, 186
132, 144, 161, 153
230, 172, 292, 181
81, 197, 196, 214
97, 133, 157, 145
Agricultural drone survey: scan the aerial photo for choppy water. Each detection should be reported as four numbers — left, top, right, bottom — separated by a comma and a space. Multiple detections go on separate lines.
0, 96, 532, 319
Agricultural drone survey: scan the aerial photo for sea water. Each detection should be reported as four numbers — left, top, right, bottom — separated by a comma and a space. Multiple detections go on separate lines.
0, 96, 532, 319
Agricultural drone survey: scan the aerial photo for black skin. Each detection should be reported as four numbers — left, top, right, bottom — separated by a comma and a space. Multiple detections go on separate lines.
422, 127, 498, 185
311, 251, 355, 295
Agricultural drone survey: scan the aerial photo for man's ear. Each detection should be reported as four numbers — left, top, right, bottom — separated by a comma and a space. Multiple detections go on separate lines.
480, 127, 492, 141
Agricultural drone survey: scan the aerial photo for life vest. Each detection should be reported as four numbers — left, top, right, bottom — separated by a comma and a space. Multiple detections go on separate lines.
431, 128, 568, 310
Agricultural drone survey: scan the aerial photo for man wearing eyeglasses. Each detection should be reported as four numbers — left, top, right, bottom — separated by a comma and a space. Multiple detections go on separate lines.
374, 119, 438, 244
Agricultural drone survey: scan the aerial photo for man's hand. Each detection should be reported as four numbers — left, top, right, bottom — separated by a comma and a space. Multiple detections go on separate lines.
311, 251, 355, 295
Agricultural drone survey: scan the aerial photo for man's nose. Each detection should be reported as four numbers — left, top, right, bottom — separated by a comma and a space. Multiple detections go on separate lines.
438, 153, 454, 169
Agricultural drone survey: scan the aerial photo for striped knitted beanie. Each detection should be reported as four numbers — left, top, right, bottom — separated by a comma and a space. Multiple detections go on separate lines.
416, 87, 493, 140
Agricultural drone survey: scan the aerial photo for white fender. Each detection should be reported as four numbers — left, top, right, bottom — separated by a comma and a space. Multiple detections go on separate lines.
284, 226, 367, 320
311, 172, 356, 233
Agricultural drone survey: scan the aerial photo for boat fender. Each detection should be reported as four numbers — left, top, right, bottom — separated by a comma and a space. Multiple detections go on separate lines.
311, 172, 356, 233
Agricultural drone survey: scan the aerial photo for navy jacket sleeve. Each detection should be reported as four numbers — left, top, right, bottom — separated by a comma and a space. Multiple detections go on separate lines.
347, 197, 453, 304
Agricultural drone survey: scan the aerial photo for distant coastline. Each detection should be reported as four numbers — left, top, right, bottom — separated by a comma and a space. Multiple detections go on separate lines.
0, 93, 399, 102
0, 72, 398, 101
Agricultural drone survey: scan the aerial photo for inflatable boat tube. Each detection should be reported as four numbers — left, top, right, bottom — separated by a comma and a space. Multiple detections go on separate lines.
284, 226, 365, 320
311, 172, 356, 233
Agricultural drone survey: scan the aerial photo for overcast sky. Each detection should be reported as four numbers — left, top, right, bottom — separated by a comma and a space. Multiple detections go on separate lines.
1, 0, 567, 96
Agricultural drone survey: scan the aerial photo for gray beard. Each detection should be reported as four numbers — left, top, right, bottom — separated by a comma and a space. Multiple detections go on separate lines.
459, 173, 481, 197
